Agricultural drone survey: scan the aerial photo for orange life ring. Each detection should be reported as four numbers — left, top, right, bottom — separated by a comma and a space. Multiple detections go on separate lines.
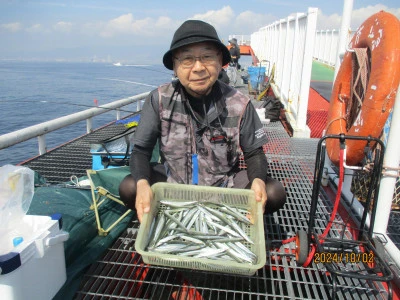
325, 11, 400, 166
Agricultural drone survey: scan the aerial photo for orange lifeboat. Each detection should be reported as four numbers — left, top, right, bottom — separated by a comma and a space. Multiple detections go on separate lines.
325, 11, 400, 166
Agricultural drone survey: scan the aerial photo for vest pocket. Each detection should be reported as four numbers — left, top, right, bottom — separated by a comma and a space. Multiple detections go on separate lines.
201, 135, 238, 174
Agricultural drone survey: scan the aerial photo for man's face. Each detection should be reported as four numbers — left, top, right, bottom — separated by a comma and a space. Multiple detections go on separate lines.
173, 42, 222, 98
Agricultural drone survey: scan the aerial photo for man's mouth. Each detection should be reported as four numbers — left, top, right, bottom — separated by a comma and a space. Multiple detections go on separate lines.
191, 77, 208, 83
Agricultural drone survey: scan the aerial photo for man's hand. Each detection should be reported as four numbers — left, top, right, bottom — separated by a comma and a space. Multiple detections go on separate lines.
135, 179, 153, 223
251, 178, 267, 213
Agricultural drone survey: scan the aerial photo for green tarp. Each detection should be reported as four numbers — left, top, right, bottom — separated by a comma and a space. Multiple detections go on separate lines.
28, 167, 133, 299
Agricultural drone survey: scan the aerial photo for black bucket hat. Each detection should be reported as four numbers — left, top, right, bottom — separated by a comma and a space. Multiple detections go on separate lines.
163, 20, 231, 70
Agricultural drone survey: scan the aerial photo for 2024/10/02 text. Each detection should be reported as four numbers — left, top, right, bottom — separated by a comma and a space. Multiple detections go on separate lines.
313, 251, 375, 264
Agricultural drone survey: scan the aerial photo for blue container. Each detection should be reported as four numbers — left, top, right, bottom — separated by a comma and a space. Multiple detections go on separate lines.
91, 150, 126, 170
247, 66, 266, 89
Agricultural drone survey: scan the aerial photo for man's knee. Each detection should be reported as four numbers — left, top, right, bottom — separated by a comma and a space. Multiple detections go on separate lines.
118, 175, 136, 210
265, 178, 286, 214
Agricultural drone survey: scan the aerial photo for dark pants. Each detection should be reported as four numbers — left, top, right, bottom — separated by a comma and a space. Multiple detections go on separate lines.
119, 164, 286, 214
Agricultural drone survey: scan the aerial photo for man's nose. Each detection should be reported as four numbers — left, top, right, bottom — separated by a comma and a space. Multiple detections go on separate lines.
192, 58, 206, 70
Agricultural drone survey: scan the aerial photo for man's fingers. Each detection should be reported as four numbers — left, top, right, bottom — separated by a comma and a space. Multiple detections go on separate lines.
135, 187, 152, 223
142, 194, 151, 212
136, 201, 143, 223
253, 183, 264, 202
255, 191, 262, 202
135, 195, 146, 223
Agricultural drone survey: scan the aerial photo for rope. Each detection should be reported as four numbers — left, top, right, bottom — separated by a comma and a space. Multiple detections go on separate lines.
325, 116, 346, 133
346, 48, 370, 131
324, 94, 348, 133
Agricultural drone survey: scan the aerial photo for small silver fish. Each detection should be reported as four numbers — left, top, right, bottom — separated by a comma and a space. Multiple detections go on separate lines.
145, 201, 257, 264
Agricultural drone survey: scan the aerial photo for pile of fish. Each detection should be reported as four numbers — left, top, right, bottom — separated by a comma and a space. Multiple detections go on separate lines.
146, 200, 258, 265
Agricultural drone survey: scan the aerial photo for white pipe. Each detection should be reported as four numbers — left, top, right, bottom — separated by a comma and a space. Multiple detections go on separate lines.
334, 0, 353, 79
373, 83, 400, 267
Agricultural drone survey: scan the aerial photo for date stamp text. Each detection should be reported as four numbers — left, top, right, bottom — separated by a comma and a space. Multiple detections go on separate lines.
313, 251, 375, 264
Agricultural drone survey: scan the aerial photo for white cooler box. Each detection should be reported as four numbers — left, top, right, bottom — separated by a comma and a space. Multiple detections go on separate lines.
0, 214, 69, 300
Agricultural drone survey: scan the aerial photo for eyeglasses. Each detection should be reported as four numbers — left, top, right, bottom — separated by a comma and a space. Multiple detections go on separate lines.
174, 52, 220, 68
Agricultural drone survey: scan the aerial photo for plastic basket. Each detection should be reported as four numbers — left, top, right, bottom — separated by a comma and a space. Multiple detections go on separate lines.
135, 182, 266, 276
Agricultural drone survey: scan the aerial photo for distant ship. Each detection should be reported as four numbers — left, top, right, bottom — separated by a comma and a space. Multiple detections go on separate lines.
113, 62, 122, 66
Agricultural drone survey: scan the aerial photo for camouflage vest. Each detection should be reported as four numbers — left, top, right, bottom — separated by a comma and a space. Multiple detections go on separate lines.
158, 81, 250, 187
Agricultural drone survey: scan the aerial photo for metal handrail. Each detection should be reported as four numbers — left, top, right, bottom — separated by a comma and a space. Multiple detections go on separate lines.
0, 92, 149, 154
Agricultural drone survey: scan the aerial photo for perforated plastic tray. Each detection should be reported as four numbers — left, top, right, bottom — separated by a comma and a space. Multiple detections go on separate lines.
135, 182, 266, 276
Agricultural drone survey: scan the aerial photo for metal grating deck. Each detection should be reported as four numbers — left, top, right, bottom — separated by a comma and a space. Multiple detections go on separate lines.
22, 120, 135, 183
74, 121, 392, 300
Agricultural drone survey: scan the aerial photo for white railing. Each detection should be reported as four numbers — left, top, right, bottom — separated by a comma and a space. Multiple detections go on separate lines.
251, 7, 318, 137
0, 92, 149, 155
314, 30, 340, 66
313, 29, 355, 67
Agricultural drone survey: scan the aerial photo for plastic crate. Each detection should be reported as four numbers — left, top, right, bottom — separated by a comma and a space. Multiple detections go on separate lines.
135, 182, 266, 276
0, 214, 69, 300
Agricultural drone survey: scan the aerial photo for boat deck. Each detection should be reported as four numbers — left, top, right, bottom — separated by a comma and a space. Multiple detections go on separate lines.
21, 78, 400, 299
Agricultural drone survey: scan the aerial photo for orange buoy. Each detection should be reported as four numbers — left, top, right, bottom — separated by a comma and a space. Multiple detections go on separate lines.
325, 11, 400, 166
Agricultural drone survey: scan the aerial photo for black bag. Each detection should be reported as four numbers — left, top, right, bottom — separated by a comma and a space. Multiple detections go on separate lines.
260, 96, 283, 122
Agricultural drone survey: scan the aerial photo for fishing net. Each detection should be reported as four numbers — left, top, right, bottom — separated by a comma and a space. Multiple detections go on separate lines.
346, 48, 370, 131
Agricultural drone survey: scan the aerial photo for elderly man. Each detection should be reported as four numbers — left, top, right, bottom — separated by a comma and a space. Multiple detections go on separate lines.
119, 20, 286, 222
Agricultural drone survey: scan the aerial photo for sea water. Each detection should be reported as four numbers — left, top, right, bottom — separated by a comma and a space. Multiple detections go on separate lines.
0, 61, 173, 166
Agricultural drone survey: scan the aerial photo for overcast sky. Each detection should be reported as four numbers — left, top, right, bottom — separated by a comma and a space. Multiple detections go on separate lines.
1, 0, 399, 63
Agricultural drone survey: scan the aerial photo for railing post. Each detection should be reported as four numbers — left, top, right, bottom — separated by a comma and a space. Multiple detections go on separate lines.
329, 30, 336, 66
86, 118, 93, 133
323, 30, 328, 64
276, 20, 284, 83
295, 7, 318, 137
116, 108, 121, 120
38, 135, 47, 155
280, 16, 293, 106
287, 13, 301, 115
